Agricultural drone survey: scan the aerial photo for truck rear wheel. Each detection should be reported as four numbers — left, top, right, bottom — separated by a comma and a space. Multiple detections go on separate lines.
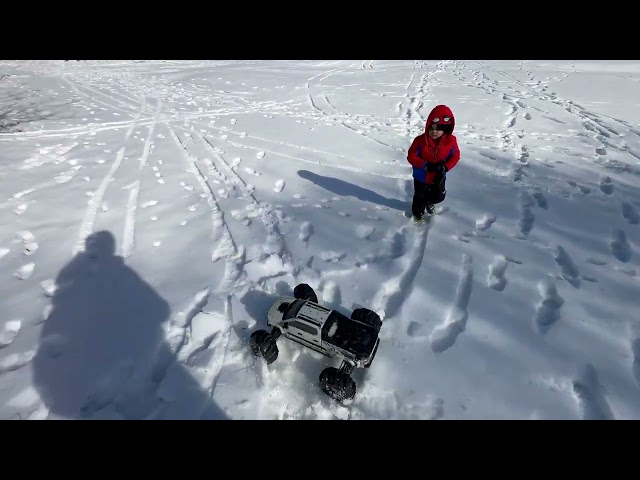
293, 283, 318, 303
319, 366, 356, 402
351, 308, 382, 332
250, 329, 279, 365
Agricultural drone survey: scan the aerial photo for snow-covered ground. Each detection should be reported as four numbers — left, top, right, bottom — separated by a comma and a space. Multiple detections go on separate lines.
1, 60, 639, 420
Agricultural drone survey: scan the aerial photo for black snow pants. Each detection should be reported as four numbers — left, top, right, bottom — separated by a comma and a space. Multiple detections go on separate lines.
411, 176, 446, 217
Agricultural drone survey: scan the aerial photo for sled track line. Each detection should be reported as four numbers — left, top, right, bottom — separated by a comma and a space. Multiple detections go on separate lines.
122, 99, 162, 258
0, 118, 151, 141
89, 78, 146, 109
72, 79, 142, 114
63, 77, 139, 117
206, 295, 233, 403
102, 79, 146, 106
334, 118, 403, 152
190, 120, 349, 161
201, 132, 409, 180
72, 98, 147, 255
305, 68, 342, 114
200, 135, 280, 228
0, 105, 259, 141
168, 126, 238, 262
196, 132, 295, 269
304, 67, 400, 151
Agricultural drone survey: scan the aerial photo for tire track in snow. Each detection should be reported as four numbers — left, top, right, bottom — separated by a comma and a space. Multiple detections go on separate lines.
429, 254, 473, 353
78, 79, 144, 113
198, 134, 295, 272
169, 127, 238, 263
371, 224, 430, 320
189, 123, 408, 180
337, 119, 400, 152
201, 296, 233, 411
155, 291, 234, 419
572, 364, 615, 420
0, 118, 146, 141
153, 288, 211, 387
121, 99, 162, 258
193, 120, 350, 161
72, 98, 147, 255
304, 69, 401, 153
63, 77, 138, 117
305, 68, 342, 114
71, 80, 142, 114
173, 129, 252, 290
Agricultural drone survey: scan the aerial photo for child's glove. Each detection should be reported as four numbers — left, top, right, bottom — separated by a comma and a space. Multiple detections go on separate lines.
433, 162, 447, 185
425, 161, 447, 173
435, 162, 448, 175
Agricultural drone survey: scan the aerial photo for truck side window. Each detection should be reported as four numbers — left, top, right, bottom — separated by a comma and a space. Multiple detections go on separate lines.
288, 320, 317, 336
283, 299, 305, 320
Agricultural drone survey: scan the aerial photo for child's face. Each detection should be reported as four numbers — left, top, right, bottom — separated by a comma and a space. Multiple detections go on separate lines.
428, 124, 444, 139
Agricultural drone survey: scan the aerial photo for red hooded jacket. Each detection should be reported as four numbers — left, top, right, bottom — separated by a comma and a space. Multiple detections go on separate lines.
407, 105, 460, 185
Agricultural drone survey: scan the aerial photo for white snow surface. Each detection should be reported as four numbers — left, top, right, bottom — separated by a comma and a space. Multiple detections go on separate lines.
0, 60, 639, 420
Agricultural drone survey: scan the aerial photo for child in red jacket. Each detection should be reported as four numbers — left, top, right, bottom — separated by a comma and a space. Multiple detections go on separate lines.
407, 104, 461, 221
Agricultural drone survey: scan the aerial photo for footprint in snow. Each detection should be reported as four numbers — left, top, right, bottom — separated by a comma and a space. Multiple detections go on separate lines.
320, 251, 347, 263
487, 256, 508, 291
622, 202, 639, 225
476, 214, 496, 231
0, 350, 36, 374
553, 245, 580, 287
610, 229, 632, 263
532, 191, 548, 208
299, 222, 313, 245
14, 263, 35, 280
320, 280, 342, 309
599, 176, 614, 195
274, 180, 285, 193
14, 203, 29, 215
533, 278, 564, 335
16, 230, 36, 246
0, 320, 22, 349
41, 279, 57, 297
355, 224, 376, 240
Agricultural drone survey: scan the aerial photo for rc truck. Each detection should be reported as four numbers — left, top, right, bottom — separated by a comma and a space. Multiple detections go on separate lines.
249, 283, 382, 402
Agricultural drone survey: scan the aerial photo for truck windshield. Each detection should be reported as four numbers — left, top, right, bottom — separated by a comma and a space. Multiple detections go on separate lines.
321, 310, 377, 359
283, 299, 306, 320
